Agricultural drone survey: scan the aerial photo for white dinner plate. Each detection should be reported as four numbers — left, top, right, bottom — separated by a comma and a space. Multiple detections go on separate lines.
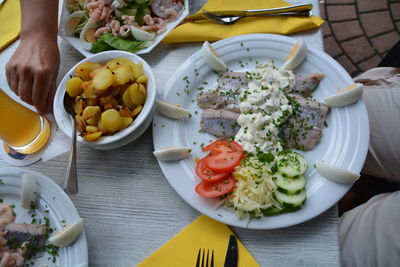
152, 34, 369, 229
58, 0, 189, 57
0, 168, 88, 266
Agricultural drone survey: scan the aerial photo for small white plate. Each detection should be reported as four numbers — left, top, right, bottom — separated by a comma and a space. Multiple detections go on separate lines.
0, 167, 88, 266
58, 0, 189, 57
153, 34, 370, 229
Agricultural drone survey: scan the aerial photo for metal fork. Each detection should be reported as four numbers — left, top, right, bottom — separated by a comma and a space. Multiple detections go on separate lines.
202, 3, 313, 25
196, 248, 214, 267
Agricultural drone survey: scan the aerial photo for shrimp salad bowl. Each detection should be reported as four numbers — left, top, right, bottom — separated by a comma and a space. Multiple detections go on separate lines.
59, 0, 189, 56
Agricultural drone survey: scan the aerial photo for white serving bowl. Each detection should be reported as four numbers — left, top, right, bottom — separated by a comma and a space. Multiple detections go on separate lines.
53, 50, 156, 150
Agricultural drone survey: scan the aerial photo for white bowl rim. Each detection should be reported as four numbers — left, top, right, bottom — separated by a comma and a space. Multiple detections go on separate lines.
53, 50, 157, 146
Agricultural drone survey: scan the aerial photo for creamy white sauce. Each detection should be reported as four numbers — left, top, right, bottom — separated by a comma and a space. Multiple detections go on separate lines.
235, 60, 295, 154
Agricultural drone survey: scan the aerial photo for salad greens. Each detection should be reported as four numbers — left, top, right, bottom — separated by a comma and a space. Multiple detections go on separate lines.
90, 33, 146, 53
116, 0, 152, 25
73, 10, 90, 37
67, 0, 85, 13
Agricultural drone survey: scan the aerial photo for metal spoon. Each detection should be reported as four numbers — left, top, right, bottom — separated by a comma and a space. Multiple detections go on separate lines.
63, 93, 78, 194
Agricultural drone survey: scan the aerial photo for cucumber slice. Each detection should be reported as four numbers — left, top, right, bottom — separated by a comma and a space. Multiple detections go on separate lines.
277, 151, 308, 178
274, 190, 307, 207
274, 173, 306, 195
262, 206, 301, 216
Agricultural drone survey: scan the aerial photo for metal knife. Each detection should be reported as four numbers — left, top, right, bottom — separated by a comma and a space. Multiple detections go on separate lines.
224, 235, 238, 267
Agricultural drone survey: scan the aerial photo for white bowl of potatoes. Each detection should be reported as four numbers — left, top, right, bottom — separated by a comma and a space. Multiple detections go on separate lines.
53, 50, 156, 150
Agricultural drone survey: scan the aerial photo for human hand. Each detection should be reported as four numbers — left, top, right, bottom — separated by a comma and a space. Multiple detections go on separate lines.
6, 33, 60, 114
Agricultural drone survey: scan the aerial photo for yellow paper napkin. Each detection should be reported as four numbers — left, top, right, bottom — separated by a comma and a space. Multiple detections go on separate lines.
137, 215, 260, 267
164, 0, 324, 43
0, 0, 20, 51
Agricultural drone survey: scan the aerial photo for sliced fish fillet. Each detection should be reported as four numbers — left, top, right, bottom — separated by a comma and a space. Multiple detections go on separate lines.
197, 90, 240, 112
217, 72, 249, 94
280, 94, 330, 150
200, 109, 240, 138
4, 223, 47, 258
293, 73, 325, 97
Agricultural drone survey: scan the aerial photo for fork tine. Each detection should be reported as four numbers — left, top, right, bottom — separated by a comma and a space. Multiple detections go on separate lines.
196, 248, 215, 267
202, 9, 226, 25
201, 249, 205, 267
196, 248, 201, 267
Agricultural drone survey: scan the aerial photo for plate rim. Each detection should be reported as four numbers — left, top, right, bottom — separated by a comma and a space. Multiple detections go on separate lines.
153, 33, 369, 229
0, 167, 89, 266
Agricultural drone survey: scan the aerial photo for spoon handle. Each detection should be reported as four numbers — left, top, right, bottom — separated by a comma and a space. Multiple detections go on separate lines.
64, 115, 78, 194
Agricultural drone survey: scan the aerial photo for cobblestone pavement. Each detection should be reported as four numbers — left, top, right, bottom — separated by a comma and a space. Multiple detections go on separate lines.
321, 0, 400, 76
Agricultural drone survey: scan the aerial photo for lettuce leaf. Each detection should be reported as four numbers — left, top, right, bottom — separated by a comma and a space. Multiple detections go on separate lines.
73, 11, 89, 37
90, 33, 146, 54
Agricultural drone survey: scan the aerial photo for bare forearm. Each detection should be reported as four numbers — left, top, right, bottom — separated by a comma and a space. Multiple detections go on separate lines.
20, 0, 59, 41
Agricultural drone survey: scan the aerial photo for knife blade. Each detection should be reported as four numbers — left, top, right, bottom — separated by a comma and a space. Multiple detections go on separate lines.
224, 235, 238, 267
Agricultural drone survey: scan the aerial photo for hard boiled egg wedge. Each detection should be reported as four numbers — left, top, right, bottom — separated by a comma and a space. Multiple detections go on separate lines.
324, 83, 364, 107
49, 218, 84, 247
282, 39, 307, 70
130, 26, 155, 42
65, 10, 85, 35
202, 41, 227, 72
80, 20, 97, 50
156, 100, 190, 119
20, 173, 38, 209
315, 161, 360, 184
153, 147, 191, 162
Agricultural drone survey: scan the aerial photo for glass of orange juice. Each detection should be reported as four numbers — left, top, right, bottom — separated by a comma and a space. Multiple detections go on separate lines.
0, 89, 51, 154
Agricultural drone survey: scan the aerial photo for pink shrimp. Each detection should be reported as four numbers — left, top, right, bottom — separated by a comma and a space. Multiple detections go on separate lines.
8, 252, 24, 266
0, 204, 15, 229
122, 15, 136, 26
104, 8, 114, 24
143, 15, 155, 26
165, 8, 178, 22
100, 6, 109, 21
0, 251, 10, 266
110, 20, 121, 36
140, 25, 153, 31
95, 26, 111, 37
156, 25, 167, 34
119, 25, 131, 38
90, 9, 102, 22
87, 1, 99, 9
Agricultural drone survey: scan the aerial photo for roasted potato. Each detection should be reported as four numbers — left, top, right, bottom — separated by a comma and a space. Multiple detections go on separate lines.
119, 117, 133, 131
86, 125, 98, 132
75, 62, 102, 81
100, 109, 122, 133
136, 74, 148, 85
66, 77, 83, 97
82, 106, 101, 120
113, 65, 132, 86
132, 62, 143, 79
106, 58, 136, 72
83, 131, 102, 141
129, 83, 147, 106
93, 68, 115, 90
122, 87, 134, 109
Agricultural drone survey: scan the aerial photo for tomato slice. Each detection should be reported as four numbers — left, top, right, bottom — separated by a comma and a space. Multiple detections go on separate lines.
196, 158, 230, 182
203, 140, 244, 173
195, 176, 236, 198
